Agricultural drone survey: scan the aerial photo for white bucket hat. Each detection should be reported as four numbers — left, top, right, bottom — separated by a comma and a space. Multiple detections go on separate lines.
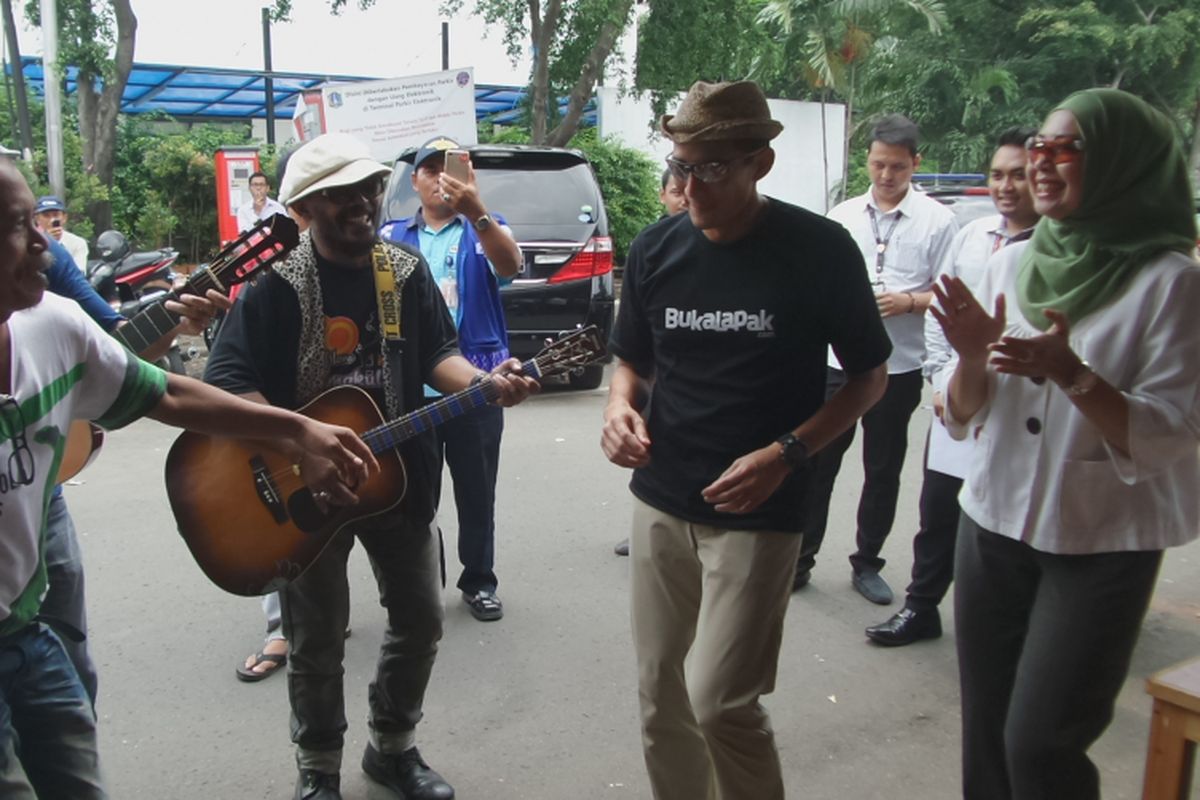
279, 133, 391, 206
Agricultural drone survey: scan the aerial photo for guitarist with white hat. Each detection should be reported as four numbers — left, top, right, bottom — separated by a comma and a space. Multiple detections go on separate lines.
203, 132, 539, 800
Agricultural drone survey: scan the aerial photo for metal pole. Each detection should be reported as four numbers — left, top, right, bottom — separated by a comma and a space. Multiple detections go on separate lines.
40, 0, 63, 194
441, 22, 449, 70
1, 0, 33, 158
262, 7, 275, 146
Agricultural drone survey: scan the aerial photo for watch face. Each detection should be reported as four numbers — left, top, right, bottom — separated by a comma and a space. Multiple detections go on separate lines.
474, 214, 492, 231
777, 434, 808, 469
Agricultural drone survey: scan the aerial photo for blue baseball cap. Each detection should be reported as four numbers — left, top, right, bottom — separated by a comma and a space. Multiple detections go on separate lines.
35, 195, 66, 213
407, 136, 461, 169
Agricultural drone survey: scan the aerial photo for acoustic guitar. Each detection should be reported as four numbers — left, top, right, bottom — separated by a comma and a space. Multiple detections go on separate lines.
55, 214, 301, 483
164, 326, 606, 597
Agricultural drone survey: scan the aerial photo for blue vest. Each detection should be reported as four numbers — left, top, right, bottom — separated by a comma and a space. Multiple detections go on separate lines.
380, 212, 511, 371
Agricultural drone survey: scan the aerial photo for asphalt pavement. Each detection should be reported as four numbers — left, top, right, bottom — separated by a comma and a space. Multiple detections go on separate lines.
62, 366, 1200, 799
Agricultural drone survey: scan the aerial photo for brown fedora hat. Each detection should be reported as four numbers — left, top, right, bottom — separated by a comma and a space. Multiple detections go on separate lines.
660, 80, 783, 143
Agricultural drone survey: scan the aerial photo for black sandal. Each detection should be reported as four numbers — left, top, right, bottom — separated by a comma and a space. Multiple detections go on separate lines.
235, 650, 287, 682
463, 590, 504, 621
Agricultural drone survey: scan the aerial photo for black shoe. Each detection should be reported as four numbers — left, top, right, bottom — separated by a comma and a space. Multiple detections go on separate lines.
614, 538, 630, 556
792, 568, 812, 591
865, 607, 942, 646
294, 769, 341, 800
462, 589, 503, 622
362, 745, 455, 800
851, 569, 894, 605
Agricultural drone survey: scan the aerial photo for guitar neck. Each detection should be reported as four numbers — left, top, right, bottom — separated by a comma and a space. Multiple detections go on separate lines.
361, 357, 541, 454
111, 270, 224, 355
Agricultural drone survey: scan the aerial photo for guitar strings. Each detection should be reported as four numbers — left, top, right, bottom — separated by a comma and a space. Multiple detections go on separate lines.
250, 343, 593, 491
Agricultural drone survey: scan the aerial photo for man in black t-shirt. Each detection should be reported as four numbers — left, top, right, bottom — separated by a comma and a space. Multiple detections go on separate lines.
601, 80, 891, 800
205, 133, 538, 800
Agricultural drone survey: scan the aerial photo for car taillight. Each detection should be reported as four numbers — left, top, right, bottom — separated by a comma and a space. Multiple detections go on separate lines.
547, 236, 613, 284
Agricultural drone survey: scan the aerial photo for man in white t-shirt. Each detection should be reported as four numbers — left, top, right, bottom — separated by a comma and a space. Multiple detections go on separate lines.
236, 170, 288, 233
34, 195, 89, 269
865, 126, 1040, 646
795, 114, 959, 606
0, 159, 377, 799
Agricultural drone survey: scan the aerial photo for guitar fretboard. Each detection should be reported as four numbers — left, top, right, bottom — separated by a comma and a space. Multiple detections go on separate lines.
111, 218, 296, 356
360, 357, 543, 453
112, 270, 225, 354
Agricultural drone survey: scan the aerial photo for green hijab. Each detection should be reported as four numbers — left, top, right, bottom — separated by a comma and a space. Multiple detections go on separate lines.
1016, 88, 1197, 330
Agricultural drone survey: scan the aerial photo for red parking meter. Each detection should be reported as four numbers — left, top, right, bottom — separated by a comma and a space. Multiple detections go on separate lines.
215, 146, 262, 246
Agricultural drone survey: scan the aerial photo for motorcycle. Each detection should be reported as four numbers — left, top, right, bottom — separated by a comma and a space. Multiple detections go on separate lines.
86, 230, 179, 307
87, 231, 191, 375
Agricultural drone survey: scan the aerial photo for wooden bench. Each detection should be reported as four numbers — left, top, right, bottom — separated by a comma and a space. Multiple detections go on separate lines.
1144, 656, 1200, 799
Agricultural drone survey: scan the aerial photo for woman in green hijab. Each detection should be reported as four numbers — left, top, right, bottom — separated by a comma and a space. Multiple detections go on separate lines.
931, 89, 1200, 799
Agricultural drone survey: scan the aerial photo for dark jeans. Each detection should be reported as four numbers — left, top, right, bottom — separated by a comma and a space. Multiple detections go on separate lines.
281, 510, 443, 770
955, 515, 1162, 800
904, 434, 964, 611
41, 492, 98, 705
431, 403, 503, 594
0, 623, 104, 799
798, 367, 924, 575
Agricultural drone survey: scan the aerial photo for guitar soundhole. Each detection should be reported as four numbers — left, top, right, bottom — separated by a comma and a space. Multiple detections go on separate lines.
288, 491, 332, 533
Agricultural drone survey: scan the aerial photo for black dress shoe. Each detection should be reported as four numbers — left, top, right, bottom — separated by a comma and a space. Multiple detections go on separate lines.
362, 744, 455, 799
865, 607, 942, 646
294, 769, 341, 800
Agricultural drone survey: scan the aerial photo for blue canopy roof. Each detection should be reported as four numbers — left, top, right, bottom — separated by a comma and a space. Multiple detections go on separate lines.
8, 56, 594, 126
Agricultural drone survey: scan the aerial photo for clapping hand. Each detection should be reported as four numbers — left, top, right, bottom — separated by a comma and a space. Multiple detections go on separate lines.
930, 276, 1006, 364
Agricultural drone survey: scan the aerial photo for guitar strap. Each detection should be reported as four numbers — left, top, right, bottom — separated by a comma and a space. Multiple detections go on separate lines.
372, 245, 403, 342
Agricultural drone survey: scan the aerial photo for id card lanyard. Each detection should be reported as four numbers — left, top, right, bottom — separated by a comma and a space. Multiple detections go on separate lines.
866, 205, 902, 292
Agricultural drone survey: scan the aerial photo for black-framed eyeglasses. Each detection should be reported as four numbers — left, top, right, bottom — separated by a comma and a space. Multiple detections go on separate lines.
320, 174, 386, 205
0, 396, 35, 489
664, 147, 766, 184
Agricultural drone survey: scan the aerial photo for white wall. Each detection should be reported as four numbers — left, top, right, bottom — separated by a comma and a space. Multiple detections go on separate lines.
596, 87, 846, 214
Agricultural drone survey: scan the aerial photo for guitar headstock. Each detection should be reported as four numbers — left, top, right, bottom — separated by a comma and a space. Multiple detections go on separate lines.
531, 326, 607, 378
192, 214, 300, 294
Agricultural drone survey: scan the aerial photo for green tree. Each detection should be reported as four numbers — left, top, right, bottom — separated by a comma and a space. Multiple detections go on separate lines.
756, 0, 947, 199
636, 0, 790, 109
112, 117, 253, 261
567, 127, 661, 263
24, 0, 137, 232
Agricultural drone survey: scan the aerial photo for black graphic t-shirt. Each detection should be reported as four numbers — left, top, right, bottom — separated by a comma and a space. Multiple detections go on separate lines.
316, 250, 388, 412
610, 198, 892, 531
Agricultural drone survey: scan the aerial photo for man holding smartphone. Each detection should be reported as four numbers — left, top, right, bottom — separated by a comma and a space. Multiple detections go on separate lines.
34, 196, 89, 270
380, 136, 522, 622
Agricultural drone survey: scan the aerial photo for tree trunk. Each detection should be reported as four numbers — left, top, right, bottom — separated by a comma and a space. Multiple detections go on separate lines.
528, 0, 562, 144
839, 61, 856, 203
78, 0, 137, 233
1191, 97, 1200, 194
546, 0, 634, 147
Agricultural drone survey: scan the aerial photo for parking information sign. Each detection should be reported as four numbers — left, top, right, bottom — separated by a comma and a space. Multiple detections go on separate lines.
292, 68, 478, 163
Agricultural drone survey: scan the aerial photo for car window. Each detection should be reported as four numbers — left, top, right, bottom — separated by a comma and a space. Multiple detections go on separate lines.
383, 162, 604, 234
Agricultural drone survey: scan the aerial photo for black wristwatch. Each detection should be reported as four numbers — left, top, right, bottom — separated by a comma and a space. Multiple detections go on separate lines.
776, 433, 809, 471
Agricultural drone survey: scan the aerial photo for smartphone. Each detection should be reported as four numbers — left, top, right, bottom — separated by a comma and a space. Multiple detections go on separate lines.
444, 149, 471, 183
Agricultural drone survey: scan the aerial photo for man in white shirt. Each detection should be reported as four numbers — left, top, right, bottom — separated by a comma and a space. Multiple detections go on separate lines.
235, 170, 287, 233
866, 126, 1040, 645
795, 114, 959, 605
34, 196, 89, 269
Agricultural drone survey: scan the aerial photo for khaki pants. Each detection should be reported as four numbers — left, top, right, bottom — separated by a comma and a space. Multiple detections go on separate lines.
630, 497, 803, 800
